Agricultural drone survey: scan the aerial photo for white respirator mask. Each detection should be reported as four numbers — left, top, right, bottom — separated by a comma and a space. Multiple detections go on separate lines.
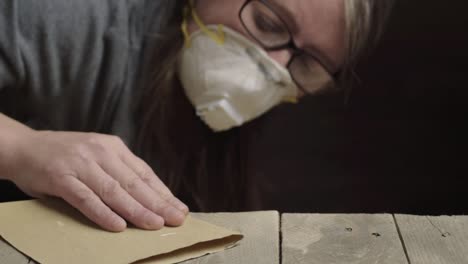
177, 4, 299, 132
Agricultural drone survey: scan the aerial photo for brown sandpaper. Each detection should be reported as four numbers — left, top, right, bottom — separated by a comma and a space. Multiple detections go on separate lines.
0, 199, 242, 264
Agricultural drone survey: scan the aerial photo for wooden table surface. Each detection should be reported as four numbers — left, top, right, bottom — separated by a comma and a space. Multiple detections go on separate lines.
1, 212, 467, 264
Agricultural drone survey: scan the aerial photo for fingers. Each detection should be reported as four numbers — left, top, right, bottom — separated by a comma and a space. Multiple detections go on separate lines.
16, 132, 190, 232
57, 176, 126, 232
121, 153, 190, 215
99, 156, 186, 226
74, 161, 165, 230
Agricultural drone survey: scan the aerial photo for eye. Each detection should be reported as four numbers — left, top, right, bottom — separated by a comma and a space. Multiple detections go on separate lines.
253, 11, 287, 34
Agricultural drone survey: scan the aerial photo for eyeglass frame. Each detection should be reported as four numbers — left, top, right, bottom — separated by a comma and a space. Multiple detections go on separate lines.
238, 0, 338, 94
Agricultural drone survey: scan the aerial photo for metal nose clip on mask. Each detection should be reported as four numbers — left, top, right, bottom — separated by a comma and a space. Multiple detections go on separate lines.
177, 3, 298, 132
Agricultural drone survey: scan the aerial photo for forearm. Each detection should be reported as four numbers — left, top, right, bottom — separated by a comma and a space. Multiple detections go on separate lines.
0, 113, 34, 180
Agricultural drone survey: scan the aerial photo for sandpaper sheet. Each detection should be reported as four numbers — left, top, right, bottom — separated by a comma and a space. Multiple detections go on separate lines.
0, 199, 242, 264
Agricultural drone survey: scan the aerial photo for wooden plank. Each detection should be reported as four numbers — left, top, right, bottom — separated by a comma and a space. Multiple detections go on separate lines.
0, 211, 279, 264
395, 215, 468, 264
187, 211, 280, 264
0, 238, 30, 264
282, 214, 408, 264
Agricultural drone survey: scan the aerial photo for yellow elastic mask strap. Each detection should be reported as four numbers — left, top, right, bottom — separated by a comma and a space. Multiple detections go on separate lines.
181, 6, 192, 47
283, 96, 298, 104
182, 0, 225, 48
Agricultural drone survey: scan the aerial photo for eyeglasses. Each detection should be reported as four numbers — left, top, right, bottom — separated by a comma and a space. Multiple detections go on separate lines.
239, 0, 336, 95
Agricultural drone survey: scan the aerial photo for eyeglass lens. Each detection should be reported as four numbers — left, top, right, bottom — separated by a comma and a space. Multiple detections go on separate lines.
240, 0, 334, 94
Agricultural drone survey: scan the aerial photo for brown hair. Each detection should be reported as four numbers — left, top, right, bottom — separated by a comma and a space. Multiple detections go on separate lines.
136, 0, 395, 211
341, 0, 395, 94
137, 1, 245, 211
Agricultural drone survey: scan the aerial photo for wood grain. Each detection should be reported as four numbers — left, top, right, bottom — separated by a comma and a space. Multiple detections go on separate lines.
282, 214, 408, 264
395, 215, 468, 264
0, 238, 30, 264
186, 211, 280, 264
4, 213, 468, 264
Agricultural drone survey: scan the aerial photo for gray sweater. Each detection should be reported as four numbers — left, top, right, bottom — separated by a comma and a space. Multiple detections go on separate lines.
0, 0, 179, 147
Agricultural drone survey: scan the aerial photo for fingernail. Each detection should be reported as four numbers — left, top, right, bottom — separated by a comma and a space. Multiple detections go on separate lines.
167, 206, 186, 225
109, 217, 127, 232
175, 198, 190, 214
145, 213, 164, 230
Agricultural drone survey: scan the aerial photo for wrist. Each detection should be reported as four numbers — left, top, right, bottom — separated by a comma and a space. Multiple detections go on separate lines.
0, 124, 36, 181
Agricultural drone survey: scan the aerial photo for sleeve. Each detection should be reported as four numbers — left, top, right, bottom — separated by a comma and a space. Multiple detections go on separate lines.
0, 1, 25, 116
0, 0, 132, 131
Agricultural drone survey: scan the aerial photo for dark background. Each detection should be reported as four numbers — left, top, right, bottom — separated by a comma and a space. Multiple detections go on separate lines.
244, 0, 468, 214
2, 1, 468, 214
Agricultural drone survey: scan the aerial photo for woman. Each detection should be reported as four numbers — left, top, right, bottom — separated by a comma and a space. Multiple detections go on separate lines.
0, 0, 394, 232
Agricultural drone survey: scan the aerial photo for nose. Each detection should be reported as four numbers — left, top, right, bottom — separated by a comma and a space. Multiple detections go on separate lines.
267, 49, 293, 67
266, 49, 306, 99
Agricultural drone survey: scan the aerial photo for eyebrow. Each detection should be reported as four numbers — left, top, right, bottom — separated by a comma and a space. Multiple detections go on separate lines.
267, 0, 338, 73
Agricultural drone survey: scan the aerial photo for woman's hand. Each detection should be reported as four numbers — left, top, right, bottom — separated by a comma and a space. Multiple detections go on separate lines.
8, 130, 189, 232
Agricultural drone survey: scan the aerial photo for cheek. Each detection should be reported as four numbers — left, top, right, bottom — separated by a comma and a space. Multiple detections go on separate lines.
294, 0, 346, 69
